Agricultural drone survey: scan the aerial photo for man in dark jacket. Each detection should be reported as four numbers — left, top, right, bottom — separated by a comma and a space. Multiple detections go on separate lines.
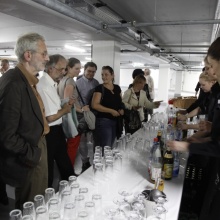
0, 33, 50, 208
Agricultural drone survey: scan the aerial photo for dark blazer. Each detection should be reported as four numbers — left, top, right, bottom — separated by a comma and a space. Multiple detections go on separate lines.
0, 67, 44, 186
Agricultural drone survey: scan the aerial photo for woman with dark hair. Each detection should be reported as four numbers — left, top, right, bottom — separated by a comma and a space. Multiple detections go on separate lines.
123, 75, 160, 134
58, 58, 89, 169
92, 66, 124, 151
168, 37, 220, 220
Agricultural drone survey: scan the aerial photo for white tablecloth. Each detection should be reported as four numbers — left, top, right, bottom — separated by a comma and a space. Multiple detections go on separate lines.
77, 130, 187, 219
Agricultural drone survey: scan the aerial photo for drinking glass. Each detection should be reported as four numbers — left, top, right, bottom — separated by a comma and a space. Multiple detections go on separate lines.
85, 201, 95, 219
36, 206, 48, 220
63, 202, 75, 220
113, 196, 130, 218
48, 198, 59, 213
34, 195, 45, 209
131, 201, 145, 217
152, 206, 167, 220
79, 187, 89, 201
23, 202, 35, 219
22, 216, 33, 220
114, 152, 122, 173
127, 210, 142, 220
199, 114, 207, 122
68, 176, 77, 186
70, 182, 80, 198
58, 180, 69, 199
78, 210, 89, 219
93, 162, 104, 191
9, 209, 22, 220
45, 188, 55, 205
104, 205, 118, 219
60, 190, 72, 214
92, 194, 102, 216
75, 194, 85, 213
49, 212, 61, 220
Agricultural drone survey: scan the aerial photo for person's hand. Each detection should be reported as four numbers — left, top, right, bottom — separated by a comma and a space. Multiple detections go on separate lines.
178, 114, 187, 121
153, 101, 161, 108
82, 105, 90, 112
118, 109, 124, 115
132, 106, 141, 110
187, 137, 200, 143
167, 140, 189, 152
63, 102, 72, 113
68, 97, 75, 106
111, 109, 120, 117
179, 122, 188, 130
199, 121, 212, 132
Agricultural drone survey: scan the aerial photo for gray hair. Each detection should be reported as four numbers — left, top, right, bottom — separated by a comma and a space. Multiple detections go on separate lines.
45, 54, 66, 72
15, 33, 45, 62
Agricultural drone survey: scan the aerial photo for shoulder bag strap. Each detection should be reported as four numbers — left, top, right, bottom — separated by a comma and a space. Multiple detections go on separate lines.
75, 85, 85, 106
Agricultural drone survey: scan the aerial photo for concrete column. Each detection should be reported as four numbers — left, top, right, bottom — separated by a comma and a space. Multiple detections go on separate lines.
92, 41, 121, 84
174, 71, 183, 97
157, 64, 170, 102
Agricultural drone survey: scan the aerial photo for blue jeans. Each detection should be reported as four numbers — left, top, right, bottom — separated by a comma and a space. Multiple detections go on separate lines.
94, 118, 116, 150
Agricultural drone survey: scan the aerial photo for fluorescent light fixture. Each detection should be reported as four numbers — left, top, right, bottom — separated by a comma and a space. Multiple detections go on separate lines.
132, 62, 144, 67
85, 44, 92, 47
64, 44, 86, 52
85, 57, 91, 61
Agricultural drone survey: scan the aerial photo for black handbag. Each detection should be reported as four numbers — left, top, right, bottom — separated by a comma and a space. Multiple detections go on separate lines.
124, 108, 141, 130
124, 89, 141, 132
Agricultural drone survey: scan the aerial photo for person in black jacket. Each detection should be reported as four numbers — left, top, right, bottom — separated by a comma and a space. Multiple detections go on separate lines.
168, 36, 220, 220
128, 69, 151, 122
0, 33, 50, 209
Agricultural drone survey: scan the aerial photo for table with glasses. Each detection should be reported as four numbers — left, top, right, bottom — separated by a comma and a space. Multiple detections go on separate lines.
9, 115, 188, 220
76, 127, 187, 220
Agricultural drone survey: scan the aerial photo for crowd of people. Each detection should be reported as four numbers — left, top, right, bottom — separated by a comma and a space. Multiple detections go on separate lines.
0, 32, 157, 210
168, 38, 220, 219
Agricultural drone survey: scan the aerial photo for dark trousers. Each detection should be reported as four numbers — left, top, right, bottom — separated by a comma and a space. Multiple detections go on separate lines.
46, 125, 74, 187
94, 118, 116, 154
15, 136, 48, 209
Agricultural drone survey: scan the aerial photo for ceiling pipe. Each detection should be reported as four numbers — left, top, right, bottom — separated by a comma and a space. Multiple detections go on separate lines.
108, 19, 220, 28
160, 51, 207, 55
159, 45, 209, 48
31, 0, 153, 54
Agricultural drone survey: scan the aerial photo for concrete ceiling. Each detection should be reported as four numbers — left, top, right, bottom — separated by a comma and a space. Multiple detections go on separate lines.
0, 0, 219, 70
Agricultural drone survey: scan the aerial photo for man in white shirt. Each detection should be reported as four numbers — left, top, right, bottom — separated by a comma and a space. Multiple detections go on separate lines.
144, 68, 155, 116
37, 54, 75, 187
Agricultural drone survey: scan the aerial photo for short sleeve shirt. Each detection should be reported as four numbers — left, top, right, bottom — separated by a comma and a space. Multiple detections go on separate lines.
95, 84, 122, 120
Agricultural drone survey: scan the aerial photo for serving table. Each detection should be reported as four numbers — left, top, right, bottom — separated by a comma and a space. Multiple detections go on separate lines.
77, 129, 187, 220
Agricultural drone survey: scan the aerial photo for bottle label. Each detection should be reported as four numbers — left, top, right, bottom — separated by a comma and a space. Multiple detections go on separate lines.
151, 167, 162, 180
164, 154, 173, 159
164, 164, 173, 179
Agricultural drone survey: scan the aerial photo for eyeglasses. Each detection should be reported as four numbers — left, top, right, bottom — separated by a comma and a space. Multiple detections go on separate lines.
28, 50, 48, 58
53, 66, 66, 73
35, 51, 48, 58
